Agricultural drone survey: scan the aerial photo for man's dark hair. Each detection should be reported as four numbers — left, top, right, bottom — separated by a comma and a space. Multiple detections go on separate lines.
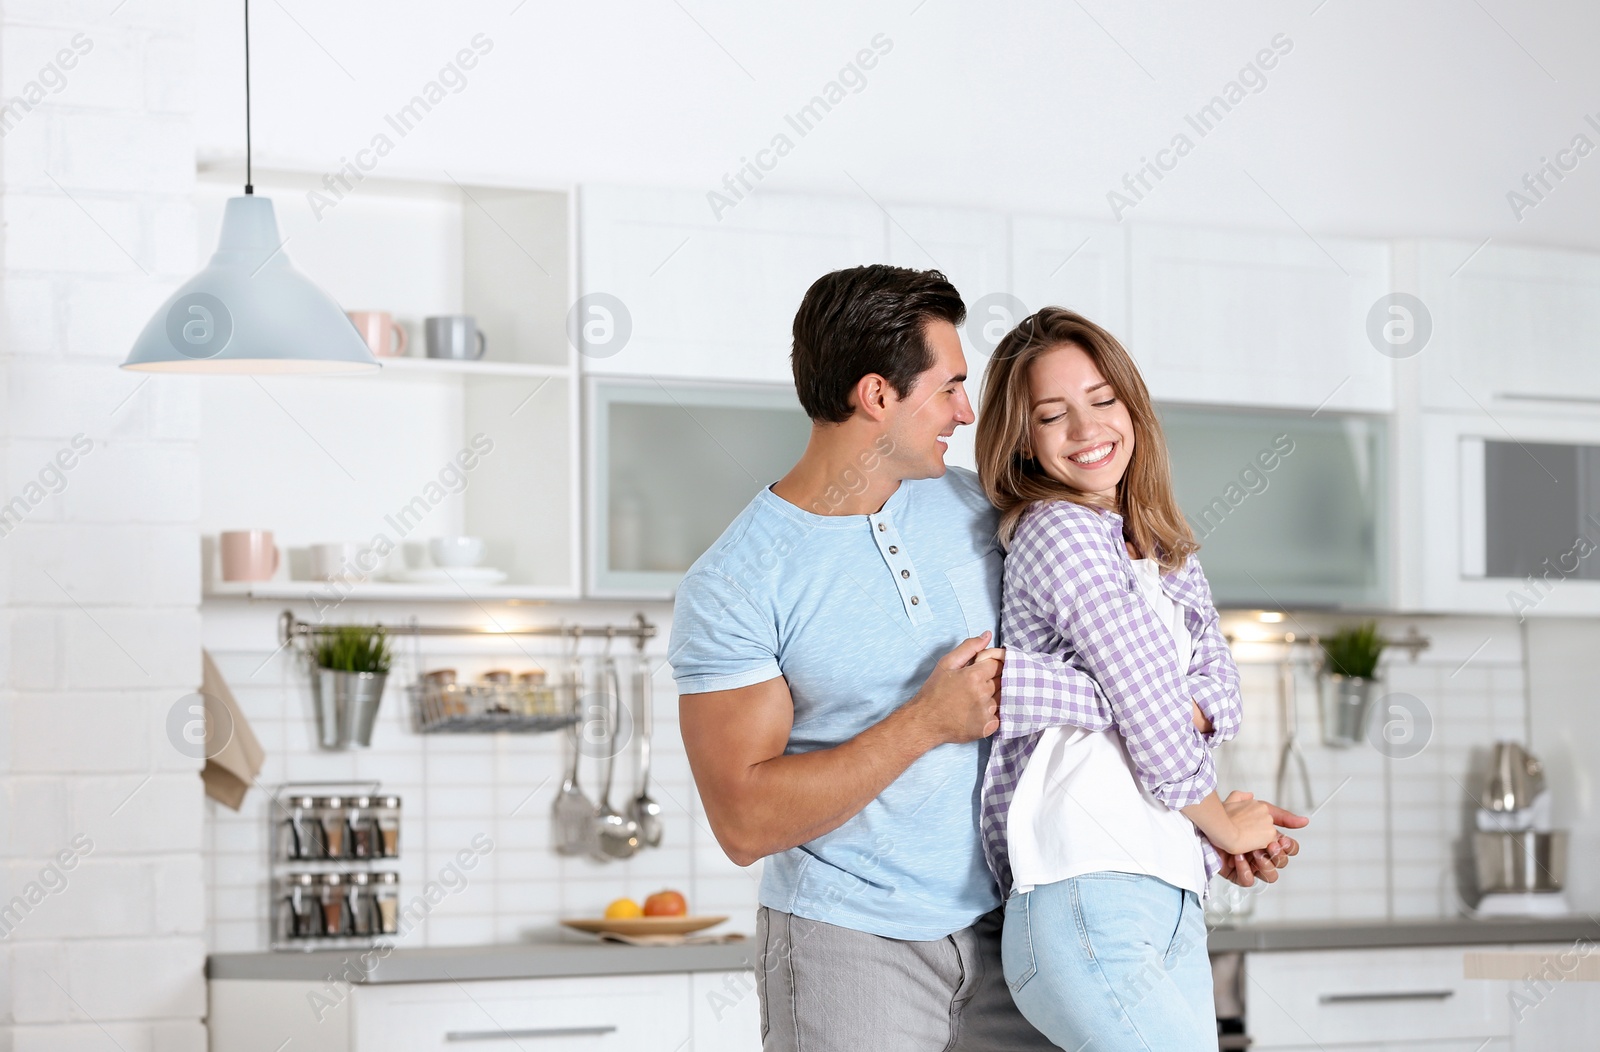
790, 265, 966, 424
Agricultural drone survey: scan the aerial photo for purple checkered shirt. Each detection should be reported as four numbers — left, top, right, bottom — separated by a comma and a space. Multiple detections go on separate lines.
980, 498, 1243, 894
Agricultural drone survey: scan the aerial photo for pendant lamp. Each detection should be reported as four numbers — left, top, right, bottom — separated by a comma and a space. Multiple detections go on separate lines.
122, 0, 378, 374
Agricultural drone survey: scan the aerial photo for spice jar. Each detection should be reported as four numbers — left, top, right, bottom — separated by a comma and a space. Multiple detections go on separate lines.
319, 872, 347, 937
373, 871, 400, 935
347, 796, 378, 859
317, 796, 347, 859
375, 796, 402, 858
518, 669, 553, 716
283, 872, 320, 939
285, 795, 322, 860
345, 871, 374, 936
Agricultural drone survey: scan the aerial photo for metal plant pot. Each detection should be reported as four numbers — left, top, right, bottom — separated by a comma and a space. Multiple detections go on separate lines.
312, 668, 388, 749
1319, 674, 1376, 748
344, 670, 388, 747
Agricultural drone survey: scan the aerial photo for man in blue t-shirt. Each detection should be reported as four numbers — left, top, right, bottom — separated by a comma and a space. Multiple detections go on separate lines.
669, 265, 1296, 1050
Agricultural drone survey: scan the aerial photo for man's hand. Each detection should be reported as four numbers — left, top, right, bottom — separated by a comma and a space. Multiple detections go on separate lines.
1216, 792, 1308, 887
904, 632, 1005, 745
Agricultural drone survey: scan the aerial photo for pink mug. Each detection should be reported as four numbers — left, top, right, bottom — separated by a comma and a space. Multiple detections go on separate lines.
220, 530, 280, 582
347, 311, 409, 358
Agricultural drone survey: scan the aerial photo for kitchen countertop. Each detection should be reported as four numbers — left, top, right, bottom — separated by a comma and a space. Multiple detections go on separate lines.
1206, 915, 1600, 953
207, 938, 756, 984
209, 917, 1600, 984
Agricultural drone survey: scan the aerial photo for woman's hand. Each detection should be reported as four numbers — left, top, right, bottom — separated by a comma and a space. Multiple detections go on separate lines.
1182, 789, 1282, 856
1214, 792, 1279, 855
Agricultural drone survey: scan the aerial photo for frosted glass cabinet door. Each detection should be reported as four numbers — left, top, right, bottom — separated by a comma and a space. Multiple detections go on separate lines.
1160, 406, 1388, 608
587, 378, 813, 597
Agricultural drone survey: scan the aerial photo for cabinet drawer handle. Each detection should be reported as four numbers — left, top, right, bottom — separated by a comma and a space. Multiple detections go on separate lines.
1319, 990, 1455, 1005
445, 1025, 618, 1041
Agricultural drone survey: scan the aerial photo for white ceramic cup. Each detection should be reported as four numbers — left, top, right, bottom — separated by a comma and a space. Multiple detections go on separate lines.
429, 536, 484, 568
309, 542, 361, 581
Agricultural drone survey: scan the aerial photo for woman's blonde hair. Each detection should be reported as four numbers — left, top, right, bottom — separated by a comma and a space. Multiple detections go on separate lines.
975, 307, 1197, 574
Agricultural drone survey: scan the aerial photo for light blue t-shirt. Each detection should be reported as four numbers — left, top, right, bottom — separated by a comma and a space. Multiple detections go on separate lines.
668, 467, 1004, 940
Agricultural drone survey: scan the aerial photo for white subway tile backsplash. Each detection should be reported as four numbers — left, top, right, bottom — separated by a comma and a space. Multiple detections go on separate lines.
204, 626, 759, 952
1218, 631, 1527, 923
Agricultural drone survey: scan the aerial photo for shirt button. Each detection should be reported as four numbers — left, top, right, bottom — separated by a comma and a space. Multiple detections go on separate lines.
888, 546, 898, 554
877, 523, 886, 532
900, 569, 910, 579
910, 596, 919, 605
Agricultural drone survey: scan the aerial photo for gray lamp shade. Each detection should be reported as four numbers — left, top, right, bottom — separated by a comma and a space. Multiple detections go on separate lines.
122, 194, 380, 374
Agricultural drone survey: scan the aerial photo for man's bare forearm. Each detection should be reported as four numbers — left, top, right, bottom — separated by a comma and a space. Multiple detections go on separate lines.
713, 702, 940, 865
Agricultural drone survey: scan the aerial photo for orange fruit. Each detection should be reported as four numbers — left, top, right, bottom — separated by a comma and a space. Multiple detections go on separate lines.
603, 897, 642, 919
643, 889, 688, 917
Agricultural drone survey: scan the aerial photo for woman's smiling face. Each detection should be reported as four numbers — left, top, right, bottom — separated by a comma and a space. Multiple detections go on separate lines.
1024, 342, 1135, 501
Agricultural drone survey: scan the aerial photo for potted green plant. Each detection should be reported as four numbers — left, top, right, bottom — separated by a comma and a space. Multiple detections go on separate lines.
311, 625, 393, 748
1318, 621, 1386, 747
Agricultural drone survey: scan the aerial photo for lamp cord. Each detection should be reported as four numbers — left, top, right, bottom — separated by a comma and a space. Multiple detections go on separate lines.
244, 0, 253, 194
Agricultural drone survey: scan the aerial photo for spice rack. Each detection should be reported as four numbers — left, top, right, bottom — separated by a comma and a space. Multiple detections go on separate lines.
269, 781, 400, 951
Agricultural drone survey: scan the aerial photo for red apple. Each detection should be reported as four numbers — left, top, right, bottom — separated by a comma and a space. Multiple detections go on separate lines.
643, 889, 688, 917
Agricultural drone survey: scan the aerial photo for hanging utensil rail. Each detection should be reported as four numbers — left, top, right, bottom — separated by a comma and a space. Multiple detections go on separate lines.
1223, 624, 1431, 660
278, 610, 655, 650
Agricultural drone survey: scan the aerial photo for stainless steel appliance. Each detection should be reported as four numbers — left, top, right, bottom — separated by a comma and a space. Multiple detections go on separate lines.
1471, 742, 1571, 916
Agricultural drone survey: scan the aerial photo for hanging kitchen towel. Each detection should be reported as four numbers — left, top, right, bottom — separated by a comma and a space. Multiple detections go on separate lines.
200, 649, 267, 810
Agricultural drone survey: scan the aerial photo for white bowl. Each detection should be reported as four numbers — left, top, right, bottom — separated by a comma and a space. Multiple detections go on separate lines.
429, 536, 485, 568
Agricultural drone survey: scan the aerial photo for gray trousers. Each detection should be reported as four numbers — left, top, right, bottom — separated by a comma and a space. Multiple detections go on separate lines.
755, 905, 1064, 1051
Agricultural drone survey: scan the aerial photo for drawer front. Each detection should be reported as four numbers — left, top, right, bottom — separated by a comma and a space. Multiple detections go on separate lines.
1254, 1036, 1504, 1042
353, 975, 689, 1051
1247, 947, 1510, 1046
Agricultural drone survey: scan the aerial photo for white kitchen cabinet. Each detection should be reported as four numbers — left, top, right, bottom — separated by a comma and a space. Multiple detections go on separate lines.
692, 971, 763, 1051
351, 974, 689, 1051
1246, 947, 1510, 1048
1412, 240, 1600, 412
884, 205, 1010, 305
1506, 943, 1600, 1049
578, 184, 886, 384
209, 971, 759, 1051
1011, 215, 1130, 340
1128, 224, 1394, 412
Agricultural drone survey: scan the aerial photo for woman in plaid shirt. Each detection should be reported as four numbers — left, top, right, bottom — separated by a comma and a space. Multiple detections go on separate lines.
974, 308, 1303, 1050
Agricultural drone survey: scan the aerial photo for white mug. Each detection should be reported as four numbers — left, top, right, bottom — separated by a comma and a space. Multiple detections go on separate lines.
309, 542, 361, 582
429, 536, 484, 568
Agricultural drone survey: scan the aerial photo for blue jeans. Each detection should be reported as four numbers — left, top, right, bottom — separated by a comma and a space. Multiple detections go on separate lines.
1002, 873, 1216, 1051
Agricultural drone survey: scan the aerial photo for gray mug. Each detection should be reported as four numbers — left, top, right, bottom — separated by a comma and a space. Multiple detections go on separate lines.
424, 315, 487, 360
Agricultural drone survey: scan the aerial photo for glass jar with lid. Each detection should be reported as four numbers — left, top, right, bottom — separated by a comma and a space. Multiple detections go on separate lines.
517, 669, 553, 716
319, 872, 347, 937
374, 796, 402, 858
281, 872, 320, 939
283, 795, 322, 860
316, 796, 348, 860
372, 871, 400, 935
347, 795, 380, 859
345, 871, 374, 936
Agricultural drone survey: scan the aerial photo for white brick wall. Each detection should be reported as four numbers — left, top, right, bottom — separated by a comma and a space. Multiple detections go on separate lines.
0, 0, 205, 1047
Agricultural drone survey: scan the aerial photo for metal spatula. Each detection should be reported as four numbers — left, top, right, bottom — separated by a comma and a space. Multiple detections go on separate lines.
593, 652, 640, 860
627, 656, 664, 848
